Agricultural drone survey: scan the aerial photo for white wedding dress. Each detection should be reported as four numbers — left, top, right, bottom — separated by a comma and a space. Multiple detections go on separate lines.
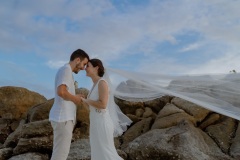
87, 78, 123, 160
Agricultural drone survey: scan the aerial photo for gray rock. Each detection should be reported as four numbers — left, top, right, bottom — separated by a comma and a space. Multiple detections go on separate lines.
151, 112, 196, 129
121, 117, 153, 148
0, 147, 13, 160
172, 97, 210, 122
8, 152, 48, 160
4, 120, 26, 148
124, 120, 233, 160
67, 139, 91, 160
142, 107, 153, 118
206, 117, 236, 153
230, 121, 240, 159
199, 113, 220, 129
13, 136, 52, 155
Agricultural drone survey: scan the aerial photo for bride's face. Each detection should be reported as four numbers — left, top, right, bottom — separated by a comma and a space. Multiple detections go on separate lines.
85, 62, 98, 77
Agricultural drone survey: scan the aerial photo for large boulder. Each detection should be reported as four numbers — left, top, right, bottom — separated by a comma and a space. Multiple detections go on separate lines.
143, 96, 172, 113
27, 99, 54, 122
121, 117, 153, 148
67, 139, 91, 160
206, 116, 236, 153
199, 113, 220, 129
0, 119, 12, 144
171, 97, 210, 122
0, 147, 13, 160
114, 98, 144, 115
151, 103, 196, 129
13, 136, 53, 155
0, 86, 46, 120
4, 120, 26, 148
8, 152, 49, 160
20, 120, 52, 138
230, 121, 240, 159
76, 88, 90, 124
124, 120, 233, 160
4, 119, 52, 149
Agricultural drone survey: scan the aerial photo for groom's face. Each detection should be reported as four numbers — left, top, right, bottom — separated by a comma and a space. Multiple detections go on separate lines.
74, 58, 88, 74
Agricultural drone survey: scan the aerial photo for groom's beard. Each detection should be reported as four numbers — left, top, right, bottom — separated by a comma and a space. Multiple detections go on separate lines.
73, 69, 80, 74
73, 67, 80, 74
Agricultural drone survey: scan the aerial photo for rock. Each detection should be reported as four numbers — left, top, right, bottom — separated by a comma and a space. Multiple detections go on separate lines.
75, 88, 89, 97
114, 98, 144, 115
76, 88, 90, 124
117, 149, 127, 160
0, 119, 12, 144
8, 152, 49, 160
20, 120, 52, 138
143, 98, 165, 113
121, 117, 153, 148
150, 112, 157, 120
126, 114, 140, 124
0, 147, 13, 160
27, 99, 54, 122
199, 113, 220, 130
4, 120, 52, 149
72, 123, 89, 141
159, 95, 173, 104
135, 108, 144, 117
0, 86, 47, 120
67, 139, 91, 160
124, 120, 233, 160
172, 97, 210, 122
4, 120, 26, 148
157, 103, 185, 118
206, 117, 236, 153
142, 107, 153, 118
13, 136, 52, 155
114, 137, 121, 149
230, 121, 240, 159
151, 112, 196, 129
10, 120, 21, 132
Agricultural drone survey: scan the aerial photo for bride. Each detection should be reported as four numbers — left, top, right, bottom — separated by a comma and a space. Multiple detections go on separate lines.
80, 58, 132, 160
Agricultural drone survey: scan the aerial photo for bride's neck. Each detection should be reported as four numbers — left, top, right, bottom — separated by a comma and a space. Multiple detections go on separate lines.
91, 75, 101, 84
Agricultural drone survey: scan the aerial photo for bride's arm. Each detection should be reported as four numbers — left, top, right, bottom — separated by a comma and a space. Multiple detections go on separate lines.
82, 80, 108, 109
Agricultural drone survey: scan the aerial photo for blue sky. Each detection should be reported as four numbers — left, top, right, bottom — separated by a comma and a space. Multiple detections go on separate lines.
0, 0, 240, 99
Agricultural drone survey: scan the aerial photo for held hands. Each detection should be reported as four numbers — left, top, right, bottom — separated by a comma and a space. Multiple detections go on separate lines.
80, 97, 88, 104
73, 94, 84, 105
75, 94, 89, 110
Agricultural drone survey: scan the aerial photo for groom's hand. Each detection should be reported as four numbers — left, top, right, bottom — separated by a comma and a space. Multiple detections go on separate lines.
79, 93, 86, 98
76, 94, 85, 99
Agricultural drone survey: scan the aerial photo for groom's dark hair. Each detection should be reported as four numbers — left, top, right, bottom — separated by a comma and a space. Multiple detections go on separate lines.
70, 49, 89, 61
89, 59, 105, 77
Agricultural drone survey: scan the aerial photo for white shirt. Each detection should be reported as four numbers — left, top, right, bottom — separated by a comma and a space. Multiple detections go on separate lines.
49, 63, 76, 123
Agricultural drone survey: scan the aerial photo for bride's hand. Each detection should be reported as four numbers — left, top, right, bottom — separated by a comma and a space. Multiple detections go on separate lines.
76, 94, 84, 100
80, 97, 89, 109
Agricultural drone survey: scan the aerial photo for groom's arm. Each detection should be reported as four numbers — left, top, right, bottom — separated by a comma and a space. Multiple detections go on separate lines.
58, 84, 82, 105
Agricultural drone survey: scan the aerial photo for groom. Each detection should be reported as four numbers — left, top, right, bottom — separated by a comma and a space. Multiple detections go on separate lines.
49, 49, 89, 160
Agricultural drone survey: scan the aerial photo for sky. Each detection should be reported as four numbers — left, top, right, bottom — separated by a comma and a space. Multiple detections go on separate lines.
0, 0, 240, 99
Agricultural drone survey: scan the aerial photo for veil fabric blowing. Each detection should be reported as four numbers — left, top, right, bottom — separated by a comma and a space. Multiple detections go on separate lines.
105, 68, 240, 123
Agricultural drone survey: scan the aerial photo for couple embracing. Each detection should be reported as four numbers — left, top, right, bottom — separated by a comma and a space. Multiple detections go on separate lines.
49, 49, 132, 160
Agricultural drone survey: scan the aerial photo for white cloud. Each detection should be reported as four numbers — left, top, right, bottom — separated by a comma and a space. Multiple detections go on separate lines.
1, 0, 240, 73
46, 60, 67, 69
188, 52, 240, 74
179, 43, 202, 52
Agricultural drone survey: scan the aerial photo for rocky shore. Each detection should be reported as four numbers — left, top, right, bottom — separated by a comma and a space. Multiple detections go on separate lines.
0, 86, 239, 160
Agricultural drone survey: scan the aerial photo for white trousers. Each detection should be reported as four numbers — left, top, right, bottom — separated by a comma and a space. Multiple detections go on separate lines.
50, 120, 74, 160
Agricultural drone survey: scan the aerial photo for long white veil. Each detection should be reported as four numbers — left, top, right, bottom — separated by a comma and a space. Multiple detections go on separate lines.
103, 69, 132, 137
106, 68, 240, 121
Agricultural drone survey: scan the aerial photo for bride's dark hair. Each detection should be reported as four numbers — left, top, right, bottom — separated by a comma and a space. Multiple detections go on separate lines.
89, 59, 105, 77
